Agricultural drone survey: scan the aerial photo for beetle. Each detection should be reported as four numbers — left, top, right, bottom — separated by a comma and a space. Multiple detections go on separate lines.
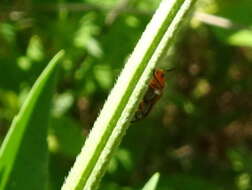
132, 68, 173, 122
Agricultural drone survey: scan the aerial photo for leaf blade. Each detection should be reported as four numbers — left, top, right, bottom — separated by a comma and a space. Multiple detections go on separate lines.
0, 50, 64, 190
142, 173, 160, 190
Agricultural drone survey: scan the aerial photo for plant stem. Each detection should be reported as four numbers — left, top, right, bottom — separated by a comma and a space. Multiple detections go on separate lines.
61, 0, 197, 190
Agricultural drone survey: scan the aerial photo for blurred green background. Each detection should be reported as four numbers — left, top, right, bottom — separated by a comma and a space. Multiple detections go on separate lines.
0, 0, 252, 189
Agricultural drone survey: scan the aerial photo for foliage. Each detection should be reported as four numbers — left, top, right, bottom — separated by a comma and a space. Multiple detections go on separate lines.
0, 0, 252, 190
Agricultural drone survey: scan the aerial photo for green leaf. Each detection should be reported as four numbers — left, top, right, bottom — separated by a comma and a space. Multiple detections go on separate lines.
0, 50, 64, 190
228, 29, 252, 47
142, 173, 160, 190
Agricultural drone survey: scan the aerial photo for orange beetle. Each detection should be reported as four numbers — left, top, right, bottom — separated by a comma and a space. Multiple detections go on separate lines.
132, 68, 173, 122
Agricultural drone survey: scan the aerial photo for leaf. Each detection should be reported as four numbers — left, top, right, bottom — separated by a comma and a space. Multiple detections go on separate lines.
0, 50, 64, 190
228, 29, 252, 47
142, 173, 160, 190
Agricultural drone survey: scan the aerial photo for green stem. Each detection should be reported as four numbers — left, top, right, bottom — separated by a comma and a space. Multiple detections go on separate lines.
61, 0, 197, 190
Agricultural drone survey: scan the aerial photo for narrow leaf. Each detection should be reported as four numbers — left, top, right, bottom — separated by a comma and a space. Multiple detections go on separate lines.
142, 173, 160, 190
0, 50, 64, 190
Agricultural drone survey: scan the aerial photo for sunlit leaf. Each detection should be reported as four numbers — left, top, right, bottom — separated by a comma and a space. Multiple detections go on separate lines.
142, 173, 160, 190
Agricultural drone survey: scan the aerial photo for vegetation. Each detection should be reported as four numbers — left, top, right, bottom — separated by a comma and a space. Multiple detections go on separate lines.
0, 0, 252, 190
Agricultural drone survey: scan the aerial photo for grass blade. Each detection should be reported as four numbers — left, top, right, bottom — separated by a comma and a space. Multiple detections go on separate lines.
142, 173, 160, 190
0, 50, 64, 190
